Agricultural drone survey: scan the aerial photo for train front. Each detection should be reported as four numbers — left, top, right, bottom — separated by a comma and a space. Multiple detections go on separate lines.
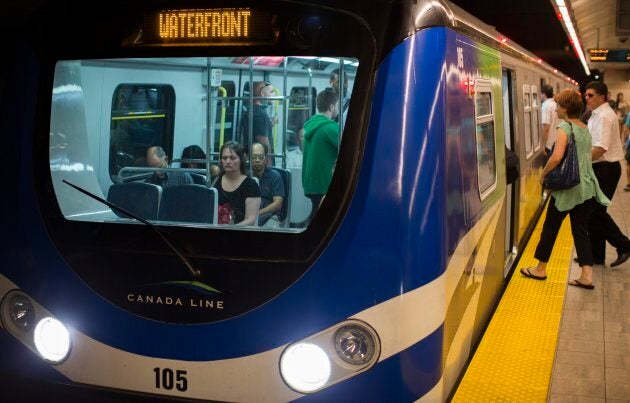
0, 0, 471, 401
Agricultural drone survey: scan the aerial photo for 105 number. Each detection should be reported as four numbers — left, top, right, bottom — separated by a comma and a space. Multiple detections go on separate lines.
153, 367, 188, 392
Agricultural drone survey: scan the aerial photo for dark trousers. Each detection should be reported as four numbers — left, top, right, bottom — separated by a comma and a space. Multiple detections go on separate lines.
589, 161, 630, 261
535, 197, 597, 265
306, 194, 324, 222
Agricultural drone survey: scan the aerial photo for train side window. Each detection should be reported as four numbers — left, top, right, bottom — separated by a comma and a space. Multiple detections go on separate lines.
523, 85, 533, 158
110, 84, 175, 182
288, 86, 316, 135
531, 87, 540, 152
474, 80, 497, 199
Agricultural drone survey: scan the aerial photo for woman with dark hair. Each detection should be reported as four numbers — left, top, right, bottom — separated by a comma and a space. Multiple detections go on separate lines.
213, 141, 260, 225
520, 89, 610, 289
181, 145, 206, 169
181, 145, 220, 177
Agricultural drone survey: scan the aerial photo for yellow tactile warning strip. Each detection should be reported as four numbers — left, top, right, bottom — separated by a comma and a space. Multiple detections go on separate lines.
452, 203, 572, 402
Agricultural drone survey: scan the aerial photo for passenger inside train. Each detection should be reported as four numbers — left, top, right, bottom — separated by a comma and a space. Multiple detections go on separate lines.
145, 145, 193, 188
49, 56, 358, 229
214, 141, 261, 226
251, 142, 285, 227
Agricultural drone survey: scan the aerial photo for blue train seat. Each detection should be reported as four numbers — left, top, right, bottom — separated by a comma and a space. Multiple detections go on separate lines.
271, 167, 291, 227
158, 185, 218, 224
106, 182, 162, 220
190, 173, 207, 185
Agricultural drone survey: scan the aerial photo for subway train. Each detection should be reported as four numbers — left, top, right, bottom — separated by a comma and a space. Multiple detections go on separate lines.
0, 0, 578, 401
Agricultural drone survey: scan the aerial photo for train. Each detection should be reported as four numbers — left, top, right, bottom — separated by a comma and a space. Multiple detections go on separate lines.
0, 0, 578, 401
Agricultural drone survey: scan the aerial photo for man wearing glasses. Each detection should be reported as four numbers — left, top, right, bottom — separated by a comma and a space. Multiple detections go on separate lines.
584, 81, 630, 267
251, 142, 284, 227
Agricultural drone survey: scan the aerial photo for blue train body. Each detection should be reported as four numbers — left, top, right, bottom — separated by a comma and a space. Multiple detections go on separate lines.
0, 0, 574, 401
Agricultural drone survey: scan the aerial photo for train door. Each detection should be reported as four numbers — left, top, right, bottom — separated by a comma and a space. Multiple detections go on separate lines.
502, 68, 518, 275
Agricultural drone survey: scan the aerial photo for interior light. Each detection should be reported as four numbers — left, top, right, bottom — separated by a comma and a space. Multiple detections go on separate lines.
33, 317, 71, 363
280, 342, 331, 393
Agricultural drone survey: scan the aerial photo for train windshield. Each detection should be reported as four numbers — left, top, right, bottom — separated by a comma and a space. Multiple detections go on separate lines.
49, 56, 359, 231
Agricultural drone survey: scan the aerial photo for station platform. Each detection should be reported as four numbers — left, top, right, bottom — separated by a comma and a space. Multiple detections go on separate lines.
452, 177, 630, 402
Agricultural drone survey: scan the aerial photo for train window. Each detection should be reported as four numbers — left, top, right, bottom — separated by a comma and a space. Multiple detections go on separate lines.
523, 85, 533, 158
48, 56, 359, 232
474, 80, 496, 199
531, 87, 541, 151
110, 84, 176, 182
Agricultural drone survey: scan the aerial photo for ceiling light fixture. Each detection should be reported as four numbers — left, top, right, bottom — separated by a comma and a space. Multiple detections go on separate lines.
552, 0, 590, 76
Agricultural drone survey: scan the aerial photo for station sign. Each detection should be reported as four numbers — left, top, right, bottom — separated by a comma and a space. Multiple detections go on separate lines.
588, 49, 630, 62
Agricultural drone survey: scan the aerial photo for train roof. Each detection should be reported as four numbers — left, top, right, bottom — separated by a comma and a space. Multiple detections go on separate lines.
3, 0, 575, 81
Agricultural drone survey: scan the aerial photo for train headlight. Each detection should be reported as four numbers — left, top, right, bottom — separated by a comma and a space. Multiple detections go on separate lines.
280, 342, 331, 393
334, 323, 377, 365
33, 317, 71, 363
7, 293, 36, 331
278, 320, 380, 393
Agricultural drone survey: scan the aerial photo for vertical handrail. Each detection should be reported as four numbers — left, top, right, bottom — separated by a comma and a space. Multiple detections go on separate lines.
218, 86, 227, 148
281, 57, 288, 169
338, 58, 345, 137
272, 87, 280, 152
206, 58, 214, 180
248, 57, 254, 177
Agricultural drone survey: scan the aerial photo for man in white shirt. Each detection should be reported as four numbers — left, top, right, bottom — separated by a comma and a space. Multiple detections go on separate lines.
541, 85, 560, 161
585, 81, 630, 267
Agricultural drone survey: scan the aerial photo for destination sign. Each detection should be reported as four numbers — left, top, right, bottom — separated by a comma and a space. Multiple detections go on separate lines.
141, 8, 278, 46
588, 49, 630, 62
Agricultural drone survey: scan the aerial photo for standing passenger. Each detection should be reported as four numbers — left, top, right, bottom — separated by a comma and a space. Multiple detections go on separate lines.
584, 81, 630, 267
329, 68, 350, 130
302, 89, 339, 222
520, 89, 610, 289
240, 81, 276, 159
623, 113, 630, 191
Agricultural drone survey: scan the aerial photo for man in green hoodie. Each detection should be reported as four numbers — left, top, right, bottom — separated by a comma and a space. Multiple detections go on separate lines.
302, 89, 340, 222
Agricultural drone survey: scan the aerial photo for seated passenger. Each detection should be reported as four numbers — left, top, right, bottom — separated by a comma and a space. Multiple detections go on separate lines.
251, 142, 285, 227
181, 145, 220, 177
213, 141, 261, 225
145, 145, 193, 187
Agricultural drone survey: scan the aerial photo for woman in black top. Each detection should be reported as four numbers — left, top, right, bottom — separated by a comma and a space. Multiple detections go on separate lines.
214, 141, 260, 225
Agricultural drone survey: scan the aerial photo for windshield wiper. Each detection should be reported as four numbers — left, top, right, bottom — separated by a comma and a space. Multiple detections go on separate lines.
62, 180, 200, 279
